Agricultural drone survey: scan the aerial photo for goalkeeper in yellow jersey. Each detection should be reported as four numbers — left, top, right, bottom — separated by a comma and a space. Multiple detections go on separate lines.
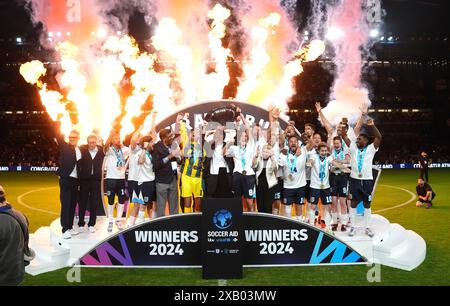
179, 116, 205, 213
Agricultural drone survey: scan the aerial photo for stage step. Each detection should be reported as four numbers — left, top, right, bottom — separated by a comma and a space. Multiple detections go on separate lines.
25, 256, 63, 276
27, 227, 70, 275
373, 223, 409, 257
373, 229, 426, 271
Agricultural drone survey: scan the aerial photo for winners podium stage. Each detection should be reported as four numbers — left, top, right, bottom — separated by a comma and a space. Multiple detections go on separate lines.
26, 210, 426, 276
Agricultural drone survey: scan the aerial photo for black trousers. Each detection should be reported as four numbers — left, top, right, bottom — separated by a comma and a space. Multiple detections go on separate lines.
256, 174, 272, 214
420, 168, 429, 182
79, 178, 102, 227
59, 177, 79, 233
206, 168, 233, 198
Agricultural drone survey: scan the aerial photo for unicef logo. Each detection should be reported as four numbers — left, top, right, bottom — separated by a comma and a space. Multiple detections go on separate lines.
213, 209, 232, 230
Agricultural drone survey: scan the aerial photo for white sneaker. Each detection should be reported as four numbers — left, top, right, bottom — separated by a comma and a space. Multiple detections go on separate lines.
69, 228, 79, 236
78, 226, 87, 233
348, 227, 356, 237
62, 230, 72, 239
88, 226, 96, 233
115, 220, 123, 230
325, 226, 335, 236
107, 221, 113, 232
365, 227, 374, 238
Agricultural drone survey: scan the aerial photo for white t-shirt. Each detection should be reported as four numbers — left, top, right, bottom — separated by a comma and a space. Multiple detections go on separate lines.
227, 141, 256, 175
127, 146, 141, 182
105, 146, 130, 179
137, 148, 155, 183
330, 147, 349, 174
210, 144, 229, 175
278, 146, 307, 189
332, 126, 356, 151
69, 147, 82, 179
310, 154, 333, 189
349, 142, 378, 180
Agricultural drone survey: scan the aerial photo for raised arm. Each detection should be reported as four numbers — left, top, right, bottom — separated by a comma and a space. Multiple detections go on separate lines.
341, 126, 351, 148
130, 125, 144, 151
149, 111, 158, 140
237, 107, 253, 142
103, 131, 114, 154
367, 119, 382, 149
354, 102, 369, 136
315, 102, 333, 135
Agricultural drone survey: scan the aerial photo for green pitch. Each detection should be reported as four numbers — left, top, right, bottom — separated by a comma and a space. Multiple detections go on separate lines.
1, 169, 448, 285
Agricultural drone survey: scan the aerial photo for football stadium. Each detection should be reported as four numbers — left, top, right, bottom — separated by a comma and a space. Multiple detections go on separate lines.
0, 0, 449, 292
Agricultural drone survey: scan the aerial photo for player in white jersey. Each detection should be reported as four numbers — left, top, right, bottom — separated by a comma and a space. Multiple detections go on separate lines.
226, 109, 257, 212
104, 131, 131, 232
124, 128, 146, 228
305, 132, 322, 224
341, 119, 382, 237
278, 136, 307, 219
135, 135, 156, 222
307, 142, 335, 232
329, 137, 351, 231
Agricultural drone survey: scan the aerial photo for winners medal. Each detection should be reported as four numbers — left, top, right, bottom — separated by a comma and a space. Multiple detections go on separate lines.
320, 184, 325, 189
288, 173, 293, 181
242, 170, 247, 176
358, 173, 363, 178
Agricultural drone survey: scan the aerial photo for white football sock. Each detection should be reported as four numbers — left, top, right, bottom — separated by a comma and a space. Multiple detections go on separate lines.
272, 208, 279, 215
151, 209, 157, 219
127, 216, 136, 227
350, 207, 356, 225
309, 209, 316, 225
325, 211, 332, 226
116, 203, 124, 221
138, 211, 145, 223
364, 208, 372, 228
332, 212, 338, 224
284, 205, 292, 217
108, 205, 114, 222
341, 214, 348, 225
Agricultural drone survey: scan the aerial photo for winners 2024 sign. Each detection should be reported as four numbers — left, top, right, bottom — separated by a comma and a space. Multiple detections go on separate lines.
79, 213, 367, 267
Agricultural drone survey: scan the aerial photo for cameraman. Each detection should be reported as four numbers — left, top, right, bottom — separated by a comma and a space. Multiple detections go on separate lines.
0, 185, 33, 286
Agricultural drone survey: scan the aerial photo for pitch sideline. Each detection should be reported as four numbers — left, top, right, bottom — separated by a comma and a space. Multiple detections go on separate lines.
16, 186, 59, 216
373, 184, 416, 213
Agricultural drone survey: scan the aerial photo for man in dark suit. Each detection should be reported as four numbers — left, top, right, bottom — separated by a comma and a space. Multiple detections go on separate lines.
77, 134, 105, 233
55, 129, 81, 239
153, 128, 181, 217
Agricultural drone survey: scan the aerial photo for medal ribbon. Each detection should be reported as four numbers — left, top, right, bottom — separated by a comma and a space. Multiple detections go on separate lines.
240, 146, 246, 171
357, 147, 367, 175
112, 146, 124, 167
333, 149, 344, 161
145, 150, 152, 162
318, 155, 327, 185
287, 151, 298, 174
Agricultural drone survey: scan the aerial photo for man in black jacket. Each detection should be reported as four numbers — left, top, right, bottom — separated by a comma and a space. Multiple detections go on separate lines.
55, 129, 81, 239
153, 128, 181, 217
419, 151, 430, 182
0, 186, 29, 286
77, 134, 105, 233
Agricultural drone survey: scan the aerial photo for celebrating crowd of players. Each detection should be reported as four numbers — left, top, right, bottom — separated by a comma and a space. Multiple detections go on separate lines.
56, 102, 382, 239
